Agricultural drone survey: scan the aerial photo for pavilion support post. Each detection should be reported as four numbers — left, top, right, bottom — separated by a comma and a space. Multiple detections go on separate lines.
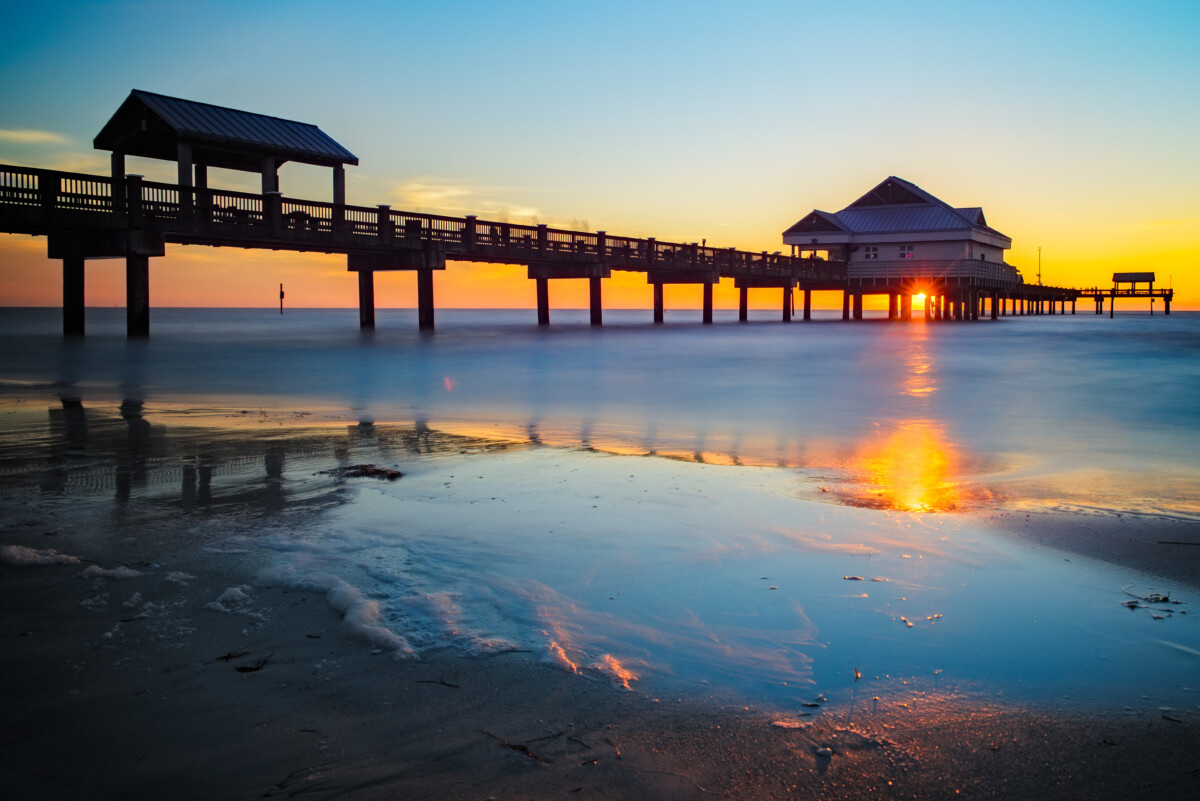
589, 276, 602, 326
358, 270, 375, 330
842, 290, 850, 321
703, 283, 713, 324
924, 294, 932, 320
803, 288, 812, 321
970, 291, 979, 321
888, 293, 898, 320
195, 163, 209, 219
737, 286, 748, 323
852, 292, 863, 321
126, 254, 149, 338
1109, 294, 1114, 319
536, 277, 550, 325
991, 292, 999, 320
177, 143, 194, 217
63, 257, 85, 337
782, 287, 791, 322
900, 293, 912, 321
332, 165, 346, 232
653, 283, 664, 324
110, 152, 126, 214
261, 157, 278, 194
417, 269, 435, 331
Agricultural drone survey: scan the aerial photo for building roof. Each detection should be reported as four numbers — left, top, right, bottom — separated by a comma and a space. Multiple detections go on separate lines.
94, 90, 358, 171
783, 176, 1009, 244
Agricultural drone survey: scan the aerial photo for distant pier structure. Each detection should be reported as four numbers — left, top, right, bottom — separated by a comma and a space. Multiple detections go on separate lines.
0, 91, 1159, 337
1077, 273, 1172, 317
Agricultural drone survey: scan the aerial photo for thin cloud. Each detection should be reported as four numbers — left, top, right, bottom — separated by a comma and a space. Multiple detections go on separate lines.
391, 178, 541, 223
0, 129, 71, 145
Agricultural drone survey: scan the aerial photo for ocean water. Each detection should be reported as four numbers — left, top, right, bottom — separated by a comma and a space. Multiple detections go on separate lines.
2, 307, 1199, 712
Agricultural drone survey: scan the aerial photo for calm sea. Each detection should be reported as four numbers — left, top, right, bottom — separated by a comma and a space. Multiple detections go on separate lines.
2, 307, 1198, 512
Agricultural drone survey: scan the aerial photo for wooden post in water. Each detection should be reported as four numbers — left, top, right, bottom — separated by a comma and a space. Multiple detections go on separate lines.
654, 283, 665, 324
537, 277, 550, 325
126, 254, 150, 338
900, 293, 912, 321
803, 288, 812, 321
703, 283, 714, 324
63, 257, 84, 336
842, 290, 850, 321
589, 276, 603, 326
888, 293, 898, 320
418, 268, 435, 331
357, 272, 374, 329
737, 286, 748, 323
279, 283, 284, 315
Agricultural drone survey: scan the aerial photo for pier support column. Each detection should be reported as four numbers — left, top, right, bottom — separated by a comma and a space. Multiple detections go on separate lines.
63, 257, 85, 337
703, 283, 714, 324
782, 287, 792, 322
900, 293, 912, 321
1109, 295, 1114, 319
417, 268, 435, 331
803, 288, 811, 321
1165, 297, 1171, 315
1071, 299, 1076, 314
924, 294, 932, 320
738, 286, 748, 322
991, 292, 999, 320
358, 270, 375, 329
842, 290, 851, 321
653, 283, 665, 324
888, 293, 898, 320
126, 254, 149, 338
536, 277, 550, 325
589, 276, 603, 326
852, 292, 863, 321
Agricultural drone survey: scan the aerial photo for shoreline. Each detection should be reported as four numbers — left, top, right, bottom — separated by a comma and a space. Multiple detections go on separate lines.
2, 405, 1199, 798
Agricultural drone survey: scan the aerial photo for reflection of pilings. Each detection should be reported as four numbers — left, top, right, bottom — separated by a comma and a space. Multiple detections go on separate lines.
116, 398, 151, 502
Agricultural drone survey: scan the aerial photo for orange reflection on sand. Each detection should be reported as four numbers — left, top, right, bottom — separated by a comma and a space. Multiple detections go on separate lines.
852, 421, 960, 512
593, 654, 638, 691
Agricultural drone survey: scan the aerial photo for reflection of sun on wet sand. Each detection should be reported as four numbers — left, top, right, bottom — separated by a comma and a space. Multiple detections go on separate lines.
834, 420, 962, 512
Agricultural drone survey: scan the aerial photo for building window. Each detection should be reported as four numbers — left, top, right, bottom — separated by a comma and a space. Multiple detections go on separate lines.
980, 253, 987, 261
899, 245, 913, 259
864, 246, 878, 260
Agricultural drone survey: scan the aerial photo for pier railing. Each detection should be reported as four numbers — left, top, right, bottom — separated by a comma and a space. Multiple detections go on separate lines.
0, 162, 843, 282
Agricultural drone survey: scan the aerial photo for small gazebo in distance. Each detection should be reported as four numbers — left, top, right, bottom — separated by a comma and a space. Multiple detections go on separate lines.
93, 89, 358, 214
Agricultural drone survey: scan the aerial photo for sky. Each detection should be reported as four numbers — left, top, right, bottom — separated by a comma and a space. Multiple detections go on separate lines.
1, 0, 1198, 310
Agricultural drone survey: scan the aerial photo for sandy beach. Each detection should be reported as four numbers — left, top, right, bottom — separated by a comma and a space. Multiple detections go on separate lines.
2, 405, 1197, 800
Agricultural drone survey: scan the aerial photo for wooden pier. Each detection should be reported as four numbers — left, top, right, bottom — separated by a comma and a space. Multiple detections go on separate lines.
1076, 272, 1173, 317
0, 91, 1106, 337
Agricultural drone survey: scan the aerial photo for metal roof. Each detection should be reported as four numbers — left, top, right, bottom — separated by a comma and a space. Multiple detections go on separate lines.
835, 204, 973, 234
94, 90, 358, 171
783, 176, 1010, 243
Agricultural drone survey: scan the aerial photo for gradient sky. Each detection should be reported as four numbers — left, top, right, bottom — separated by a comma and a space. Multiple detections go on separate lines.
2, 0, 1197, 309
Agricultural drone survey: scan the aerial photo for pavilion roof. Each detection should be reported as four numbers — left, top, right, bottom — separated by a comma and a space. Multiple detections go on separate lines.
94, 90, 358, 172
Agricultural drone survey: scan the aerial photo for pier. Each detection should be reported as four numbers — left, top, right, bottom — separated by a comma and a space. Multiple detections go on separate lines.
0, 91, 1108, 337
1077, 272, 1173, 317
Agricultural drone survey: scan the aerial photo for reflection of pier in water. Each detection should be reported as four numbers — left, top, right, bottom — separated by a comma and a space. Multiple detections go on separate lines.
29, 400, 523, 513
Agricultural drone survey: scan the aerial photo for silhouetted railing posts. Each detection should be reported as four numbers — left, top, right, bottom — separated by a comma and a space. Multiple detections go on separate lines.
377, 205, 393, 245
126, 175, 144, 228
463, 215, 477, 249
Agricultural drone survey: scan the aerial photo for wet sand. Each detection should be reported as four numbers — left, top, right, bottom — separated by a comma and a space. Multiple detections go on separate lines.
2, 409, 1199, 800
